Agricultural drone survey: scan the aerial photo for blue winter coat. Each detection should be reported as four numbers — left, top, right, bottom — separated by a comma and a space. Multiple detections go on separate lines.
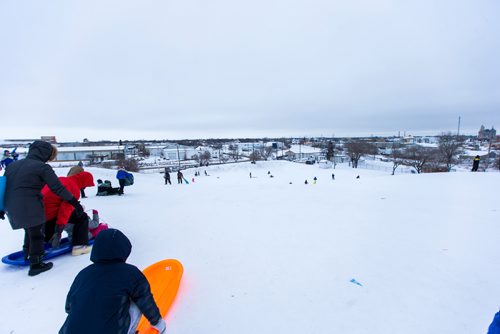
488, 311, 500, 334
59, 229, 161, 334
116, 169, 128, 179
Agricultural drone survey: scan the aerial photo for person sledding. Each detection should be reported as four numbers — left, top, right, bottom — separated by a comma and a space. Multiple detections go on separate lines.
96, 179, 120, 196
59, 229, 166, 334
42, 171, 95, 256
1, 141, 85, 276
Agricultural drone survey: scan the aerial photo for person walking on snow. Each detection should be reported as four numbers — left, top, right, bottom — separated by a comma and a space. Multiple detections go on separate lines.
42, 171, 95, 256
59, 229, 166, 334
1, 141, 85, 276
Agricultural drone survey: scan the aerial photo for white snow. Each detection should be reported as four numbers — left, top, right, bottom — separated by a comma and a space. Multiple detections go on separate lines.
0, 161, 499, 334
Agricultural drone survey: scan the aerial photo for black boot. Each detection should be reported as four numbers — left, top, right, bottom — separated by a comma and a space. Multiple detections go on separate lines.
28, 255, 53, 276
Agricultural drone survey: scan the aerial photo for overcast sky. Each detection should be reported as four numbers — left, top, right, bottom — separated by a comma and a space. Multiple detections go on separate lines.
1, 0, 499, 141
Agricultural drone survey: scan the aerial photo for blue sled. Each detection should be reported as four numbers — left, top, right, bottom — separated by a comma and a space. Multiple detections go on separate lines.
1, 237, 95, 266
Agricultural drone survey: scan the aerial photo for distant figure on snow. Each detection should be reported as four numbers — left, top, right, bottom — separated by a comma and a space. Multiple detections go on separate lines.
164, 168, 171, 185
313, 176, 317, 184
332, 173, 335, 180
305, 180, 308, 184
177, 170, 183, 184
96, 179, 120, 196
471, 155, 480, 172
204, 170, 208, 176
249, 172, 252, 178
356, 175, 360, 179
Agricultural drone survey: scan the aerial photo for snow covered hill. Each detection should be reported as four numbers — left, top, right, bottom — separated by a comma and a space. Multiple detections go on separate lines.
0, 161, 499, 333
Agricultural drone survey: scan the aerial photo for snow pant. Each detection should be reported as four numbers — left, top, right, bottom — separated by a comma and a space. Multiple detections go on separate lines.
165, 178, 171, 185
23, 224, 45, 258
80, 188, 86, 198
177, 177, 182, 184
44, 211, 89, 246
118, 179, 126, 194
127, 302, 142, 334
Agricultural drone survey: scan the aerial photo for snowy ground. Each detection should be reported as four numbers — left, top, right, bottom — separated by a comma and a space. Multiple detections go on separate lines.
0, 161, 499, 334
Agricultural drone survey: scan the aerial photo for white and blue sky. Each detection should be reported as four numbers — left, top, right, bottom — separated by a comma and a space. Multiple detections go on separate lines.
1, 0, 499, 141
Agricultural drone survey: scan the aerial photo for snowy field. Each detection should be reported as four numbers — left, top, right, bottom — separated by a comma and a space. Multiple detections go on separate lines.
0, 161, 499, 333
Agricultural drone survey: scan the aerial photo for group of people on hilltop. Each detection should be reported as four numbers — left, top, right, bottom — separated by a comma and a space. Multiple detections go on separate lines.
0, 148, 19, 170
0, 140, 167, 333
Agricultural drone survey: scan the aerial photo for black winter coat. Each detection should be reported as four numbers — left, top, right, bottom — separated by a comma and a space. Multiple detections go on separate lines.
60, 229, 161, 334
4, 140, 74, 230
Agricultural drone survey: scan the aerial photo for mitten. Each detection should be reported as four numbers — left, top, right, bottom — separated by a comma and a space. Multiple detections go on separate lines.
152, 319, 166, 333
68, 198, 84, 216
50, 225, 64, 248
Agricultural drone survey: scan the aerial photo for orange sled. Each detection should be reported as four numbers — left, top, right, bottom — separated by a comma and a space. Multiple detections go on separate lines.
136, 259, 183, 334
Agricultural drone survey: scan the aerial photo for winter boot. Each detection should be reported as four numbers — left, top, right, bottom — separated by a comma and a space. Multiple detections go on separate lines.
28, 256, 53, 276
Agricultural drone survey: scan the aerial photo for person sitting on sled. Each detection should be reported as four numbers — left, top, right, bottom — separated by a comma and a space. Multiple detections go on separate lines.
42, 171, 95, 256
60, 228, 166, 334
96, 179, 121, 196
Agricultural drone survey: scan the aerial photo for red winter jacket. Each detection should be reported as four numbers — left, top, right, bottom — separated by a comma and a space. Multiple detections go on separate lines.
42, 171, 95, 226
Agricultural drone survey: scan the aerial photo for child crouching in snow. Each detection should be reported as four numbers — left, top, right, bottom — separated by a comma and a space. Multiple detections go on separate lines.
59, 228, 166, 334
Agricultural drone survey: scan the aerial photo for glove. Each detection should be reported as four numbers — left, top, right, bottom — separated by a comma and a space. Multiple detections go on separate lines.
68, 198, 84, 216
152, 319, 166, 333
49, 225, 64, 248
0, 211, 5, 220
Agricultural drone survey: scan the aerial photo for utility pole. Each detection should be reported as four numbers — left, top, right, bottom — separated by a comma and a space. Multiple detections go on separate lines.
457, 116, 461, 136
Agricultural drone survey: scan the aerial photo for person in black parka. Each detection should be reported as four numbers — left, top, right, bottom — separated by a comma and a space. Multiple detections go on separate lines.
1, 140, 84, 276
59, 228, 166, 334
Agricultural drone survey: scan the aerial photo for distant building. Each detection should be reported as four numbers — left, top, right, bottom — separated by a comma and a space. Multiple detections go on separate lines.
478, 125, 496, 140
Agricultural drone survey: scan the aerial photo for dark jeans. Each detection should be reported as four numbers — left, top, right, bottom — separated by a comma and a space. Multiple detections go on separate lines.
165, 178, 171, 185
118, 179, 126, 194
45, 211, 89, 246
23, 224, 45, 258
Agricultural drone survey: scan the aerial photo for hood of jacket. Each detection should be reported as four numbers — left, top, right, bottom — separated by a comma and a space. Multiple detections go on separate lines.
90, 229, 132, 264
27, 140, 53, 162
69, 171, 95, 188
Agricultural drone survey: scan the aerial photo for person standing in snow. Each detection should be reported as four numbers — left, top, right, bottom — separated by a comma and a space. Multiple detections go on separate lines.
164, 168, 171, 185
67, 161, 88, 198
42, 171, 95, 256
177, 170, 183, 184
313, 176, 317, 184
331, 173, 335, 180
59, 229, 166, 334
1, 141, 85, 276
116, 167, 128, 195
471, 155, 480, 172
0, 149, 15, 169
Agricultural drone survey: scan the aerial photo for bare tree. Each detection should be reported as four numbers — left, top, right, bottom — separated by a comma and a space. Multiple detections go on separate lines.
389, 143, 405, 175
326, 141, 335, 161
401, 145, 437, 174
438, 133, 465, 172
229, 144, 239, 161
200, 150, 211, 165
260, 146, 273, 160
344, 141, 378, 168
249, 150, 261, 162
